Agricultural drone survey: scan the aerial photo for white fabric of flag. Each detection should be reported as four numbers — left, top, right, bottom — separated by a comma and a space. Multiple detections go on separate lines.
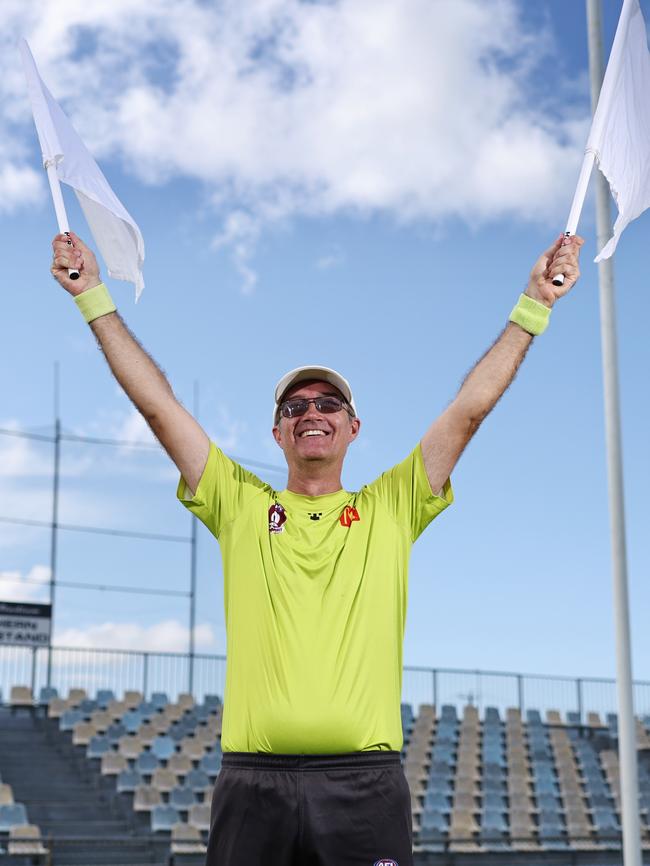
587, 0, 650, 262
20, 40, 144, 299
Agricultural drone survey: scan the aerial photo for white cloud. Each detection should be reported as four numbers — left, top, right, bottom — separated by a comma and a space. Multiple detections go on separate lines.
55, 618, 217, 653
4, 0, 587, 289
0, 564, 50, 603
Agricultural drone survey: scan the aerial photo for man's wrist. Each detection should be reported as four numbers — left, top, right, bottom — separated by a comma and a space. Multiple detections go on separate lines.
509, 293, 551, 336
524, 288, 554, 309
74, 282, 116, 324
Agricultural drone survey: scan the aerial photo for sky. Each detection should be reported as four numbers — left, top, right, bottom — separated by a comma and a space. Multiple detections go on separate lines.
1, 0, 649, 704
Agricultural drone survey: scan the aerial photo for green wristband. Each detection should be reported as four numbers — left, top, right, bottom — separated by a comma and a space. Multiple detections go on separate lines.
509, 293, 551, 336
74, 283, 116, 324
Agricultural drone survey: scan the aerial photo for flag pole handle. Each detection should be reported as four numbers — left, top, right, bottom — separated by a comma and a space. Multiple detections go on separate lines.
45, 162, 79, 280
552, 151, 596, 286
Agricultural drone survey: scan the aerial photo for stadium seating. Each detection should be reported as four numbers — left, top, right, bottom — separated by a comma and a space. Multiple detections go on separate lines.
3, 685, 650, 862
404, 702, 650, 854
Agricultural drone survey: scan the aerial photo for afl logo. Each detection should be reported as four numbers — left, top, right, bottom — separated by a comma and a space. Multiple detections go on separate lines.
374, 861, 398, 866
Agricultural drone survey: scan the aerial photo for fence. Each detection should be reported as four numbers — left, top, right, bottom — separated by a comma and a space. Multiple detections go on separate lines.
2, 643, 650, 721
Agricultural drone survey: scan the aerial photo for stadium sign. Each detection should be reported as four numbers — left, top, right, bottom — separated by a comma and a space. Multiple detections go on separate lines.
0, 601, 52, 646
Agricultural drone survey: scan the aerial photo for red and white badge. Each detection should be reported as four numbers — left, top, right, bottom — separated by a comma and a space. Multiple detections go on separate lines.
268, 502, 287, 534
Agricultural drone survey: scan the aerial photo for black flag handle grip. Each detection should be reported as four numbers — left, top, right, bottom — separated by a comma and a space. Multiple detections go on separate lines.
551, 232, 571, 287
65, 232, 80, 280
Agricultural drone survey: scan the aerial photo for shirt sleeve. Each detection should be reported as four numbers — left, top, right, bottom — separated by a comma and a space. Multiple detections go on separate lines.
365, 442, 453, 542
176, 441, 271, 539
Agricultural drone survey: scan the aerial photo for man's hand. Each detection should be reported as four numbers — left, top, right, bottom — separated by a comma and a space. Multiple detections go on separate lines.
51, 231, 102, 296
525, 234, 585, 308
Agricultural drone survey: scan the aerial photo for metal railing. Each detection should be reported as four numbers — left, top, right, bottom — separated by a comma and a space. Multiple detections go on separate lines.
2, 643, 650, 722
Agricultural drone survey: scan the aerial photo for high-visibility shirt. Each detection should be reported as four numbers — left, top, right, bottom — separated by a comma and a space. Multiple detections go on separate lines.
178, 442, 452, 753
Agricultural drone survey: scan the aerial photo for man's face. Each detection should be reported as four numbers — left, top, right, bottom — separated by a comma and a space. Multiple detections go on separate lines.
272, 380, 361, 467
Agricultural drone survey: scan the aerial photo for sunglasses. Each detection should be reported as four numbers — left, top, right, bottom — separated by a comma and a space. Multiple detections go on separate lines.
279, 395, 354, 419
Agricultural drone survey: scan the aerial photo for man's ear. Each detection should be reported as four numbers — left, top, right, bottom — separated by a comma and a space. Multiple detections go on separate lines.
349, 417, 361, 442
272, 423, 282, 447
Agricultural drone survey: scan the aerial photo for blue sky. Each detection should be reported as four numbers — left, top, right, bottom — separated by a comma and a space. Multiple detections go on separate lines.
1, 0, 649, 694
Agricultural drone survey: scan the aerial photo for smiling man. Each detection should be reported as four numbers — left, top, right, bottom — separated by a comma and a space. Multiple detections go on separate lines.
51, 230, 583, 866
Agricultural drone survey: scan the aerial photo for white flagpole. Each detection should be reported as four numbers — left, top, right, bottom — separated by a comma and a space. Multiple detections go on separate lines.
45, 160, 79, 280
587, 4, 642, 866
551, 151, 595, 287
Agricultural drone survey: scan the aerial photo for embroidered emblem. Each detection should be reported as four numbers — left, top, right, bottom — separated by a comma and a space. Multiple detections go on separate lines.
374, 860, 398, 866
268, 503, 287, 534
339, 505, 360, 527
308, 512, 322, 521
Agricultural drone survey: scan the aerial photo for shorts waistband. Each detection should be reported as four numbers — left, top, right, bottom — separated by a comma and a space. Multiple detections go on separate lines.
221, 750, 402, 771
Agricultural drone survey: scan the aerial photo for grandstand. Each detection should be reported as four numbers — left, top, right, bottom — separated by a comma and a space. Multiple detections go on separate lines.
1, 668, 650, 864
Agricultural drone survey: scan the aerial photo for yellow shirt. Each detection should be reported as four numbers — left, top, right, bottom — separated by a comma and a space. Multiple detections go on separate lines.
177, 442, 452, 753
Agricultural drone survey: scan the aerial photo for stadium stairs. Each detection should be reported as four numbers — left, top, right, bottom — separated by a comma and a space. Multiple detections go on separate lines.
0, 705, 167, 866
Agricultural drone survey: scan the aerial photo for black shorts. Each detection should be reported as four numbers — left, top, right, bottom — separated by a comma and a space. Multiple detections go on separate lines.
206, 750, 413, 866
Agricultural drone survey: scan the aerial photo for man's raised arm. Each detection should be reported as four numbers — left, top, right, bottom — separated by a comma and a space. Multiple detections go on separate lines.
420, 234, 584, 496
51, 232, 209, 494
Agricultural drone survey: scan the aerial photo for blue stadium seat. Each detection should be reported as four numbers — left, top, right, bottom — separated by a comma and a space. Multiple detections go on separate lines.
95, 689, 115, 708
59, 709, 84, 731
481, 793, 506, 811
135, 752, 160, 775
116, 769, 142, 793
107, 722, 127, 744
428, 762, 454, 780
567, 711, 581, 725
481, 810, 507, 833
526, 710, 542, 725
419, 809, 448, 842
151, 692, 169, 710
184, 769, 210, 792
169, 786, 197, 810
87, 735, 111, 759
422, 792, 449, 813
78, 699, 97, 715
482, 777, 506, 793
440, 705, 457, 723
122, 710, 143, 734
0, 803, 28, 831
195, 705, 213, 723
484, 707, 500, 724
426, 778, 453, 796
151, 736, 175, 761
138, 701, 157, 719
38, 686, 58, 707
203, 694, 221, 709
169, 722, 190, 742
199, 753, 222, 777
151, 804, 181, 833
536, 793, 561, 811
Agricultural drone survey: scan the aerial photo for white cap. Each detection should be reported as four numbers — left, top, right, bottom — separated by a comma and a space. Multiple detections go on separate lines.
273, 365, 357, 425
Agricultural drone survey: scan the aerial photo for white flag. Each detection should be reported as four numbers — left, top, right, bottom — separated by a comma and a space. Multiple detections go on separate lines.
587, 0, 650, 262
20, 39, 145, 299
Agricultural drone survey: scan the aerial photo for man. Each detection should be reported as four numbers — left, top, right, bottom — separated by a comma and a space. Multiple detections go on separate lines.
51, 230, 583, 865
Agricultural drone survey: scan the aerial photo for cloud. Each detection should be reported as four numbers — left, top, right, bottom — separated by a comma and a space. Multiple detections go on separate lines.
55, 618, 218, 653
5, 0, 587, 289
0, 564, 50, 603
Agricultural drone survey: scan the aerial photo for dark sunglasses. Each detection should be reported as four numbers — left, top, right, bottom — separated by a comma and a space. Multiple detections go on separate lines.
279, 395, 354, 419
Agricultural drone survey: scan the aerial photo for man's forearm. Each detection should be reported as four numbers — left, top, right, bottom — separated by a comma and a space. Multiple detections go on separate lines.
90, 311, 175, 419
453, 322, 533, 428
